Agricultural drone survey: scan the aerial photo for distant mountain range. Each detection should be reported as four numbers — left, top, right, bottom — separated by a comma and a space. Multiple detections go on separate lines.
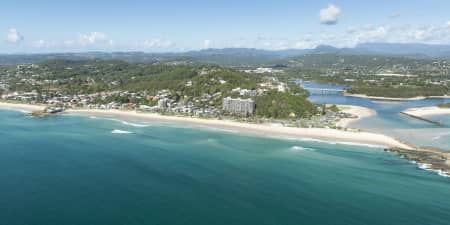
350, 43, 450, 58
186, 43, 450, 59
0, 43, 449, 65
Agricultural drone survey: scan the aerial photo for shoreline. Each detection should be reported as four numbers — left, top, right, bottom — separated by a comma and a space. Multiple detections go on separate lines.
336, 105, 376, 128
402, 106, 450, 117
3, 102, 450, 177
343, 92, 450, 101
0, 102, 45, 112
0, 102, 412, 150
66, 109, 413, 150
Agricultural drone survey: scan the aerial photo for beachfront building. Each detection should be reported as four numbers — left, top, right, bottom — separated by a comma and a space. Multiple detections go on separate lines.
222, 97, 255, 115
158, 98, 169, 109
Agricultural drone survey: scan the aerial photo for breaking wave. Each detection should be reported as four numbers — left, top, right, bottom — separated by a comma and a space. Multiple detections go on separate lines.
298, 138, 385, 149
411, 161, 450, 178
111, 129, 133, 134
88, 116, 150, 127
290, 146, 316, 152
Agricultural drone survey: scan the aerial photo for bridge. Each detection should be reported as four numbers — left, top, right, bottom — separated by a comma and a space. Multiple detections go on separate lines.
303, 87, 344, 95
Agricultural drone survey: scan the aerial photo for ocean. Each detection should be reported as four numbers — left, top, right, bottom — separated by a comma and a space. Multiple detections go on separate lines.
1, 109, 450, 225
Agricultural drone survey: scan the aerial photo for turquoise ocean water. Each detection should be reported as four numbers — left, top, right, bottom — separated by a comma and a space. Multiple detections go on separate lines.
1, 109, 450, 225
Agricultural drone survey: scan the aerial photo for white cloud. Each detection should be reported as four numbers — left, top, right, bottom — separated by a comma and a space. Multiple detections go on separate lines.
346, 27, 357, 34
410, 25, 450, 43
320, 4, 341, 25
202, 39, 211, 49
447, 21, 450, 27
78, 32, 111, 46
294, 40, 316, 49
353, 26, 388, 43
330, 24, 450, 47
143, 38, 175, 49
267, 40, 290, 50
6, 28, 24, 43
321, 33, 337, 41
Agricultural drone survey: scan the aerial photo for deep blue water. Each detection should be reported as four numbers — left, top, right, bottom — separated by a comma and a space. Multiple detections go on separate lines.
300, 82, 450, 150
1, 109, 450, 225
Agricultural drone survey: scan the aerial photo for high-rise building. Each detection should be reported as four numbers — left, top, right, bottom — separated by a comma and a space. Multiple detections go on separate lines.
222, 97, 255, 115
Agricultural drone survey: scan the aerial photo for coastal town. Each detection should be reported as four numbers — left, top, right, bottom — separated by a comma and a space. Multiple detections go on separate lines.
4, 2, 450, 225
0, 62, 360, 129
1, 56, 450, 178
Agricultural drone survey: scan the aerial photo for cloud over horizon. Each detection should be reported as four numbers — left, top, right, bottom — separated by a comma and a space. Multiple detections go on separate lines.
1, 1, 450, 53
202, 40, 211, 49
78, 32, 112, 46
320, 4, 341, 25
5, 22, 449, 53
143, 38, 175, 49
6, 28, 24, 43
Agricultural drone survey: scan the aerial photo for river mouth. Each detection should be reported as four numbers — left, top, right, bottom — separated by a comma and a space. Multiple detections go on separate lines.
298, 81, 450, 151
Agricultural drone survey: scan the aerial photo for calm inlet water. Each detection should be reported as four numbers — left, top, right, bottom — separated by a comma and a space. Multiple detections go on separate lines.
1, 109, 450, 225
300, 82, 450, 150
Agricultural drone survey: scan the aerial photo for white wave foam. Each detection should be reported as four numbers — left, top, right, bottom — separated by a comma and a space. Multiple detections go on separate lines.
120, 120, 149, 127
337, 142, 385, 149
418, 163, 431, 170
412, 162, 450, 178
104, 118, 150, 127
297, 138, 385, 149
290, 146, 316, 152
111, 129, 133, 134
210, 128, 239, 133
437, 170, 450, 178
194, 126, 239, 134
85, 116, 149, 127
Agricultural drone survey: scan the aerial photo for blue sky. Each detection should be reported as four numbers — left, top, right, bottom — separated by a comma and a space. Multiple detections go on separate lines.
1, 0, 450, 53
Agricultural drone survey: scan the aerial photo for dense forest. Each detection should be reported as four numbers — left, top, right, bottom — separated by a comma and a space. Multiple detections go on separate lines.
255, 90, 317, 119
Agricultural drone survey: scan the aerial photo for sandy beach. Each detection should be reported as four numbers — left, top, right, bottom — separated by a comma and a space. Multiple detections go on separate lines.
0, 102, 45, 112
0, 102, 413, 150
343, 93, 427, 101
336, 105, 376, 128
66, 109, 413, 150
343, 92, 450, 101
403, 106, 450, 117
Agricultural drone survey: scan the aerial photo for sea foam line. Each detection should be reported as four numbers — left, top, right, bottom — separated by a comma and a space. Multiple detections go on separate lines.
411, 161, 450, 178
88, 117, 150, 127
290, 146, 316, 152
111, 129, 134, 134
296, 137, 385, 149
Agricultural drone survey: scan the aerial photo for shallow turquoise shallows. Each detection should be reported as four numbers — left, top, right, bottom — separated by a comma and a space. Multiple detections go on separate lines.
1, 110, 450, 225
